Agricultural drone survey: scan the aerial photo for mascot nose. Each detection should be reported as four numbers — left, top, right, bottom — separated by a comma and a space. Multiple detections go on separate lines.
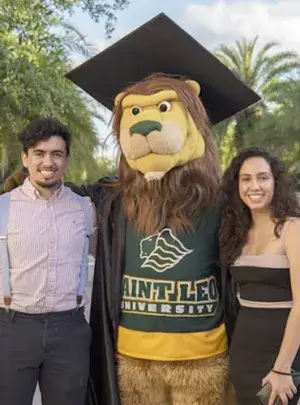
130, 120, 162, 137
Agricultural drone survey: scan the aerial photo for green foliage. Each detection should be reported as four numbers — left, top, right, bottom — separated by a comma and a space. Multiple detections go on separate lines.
242, 80, 300, 174
215, 36, 300, 99
216, 78, 300, 176
0, 0, 127, 182
0, 0, 129, 40
215, 36, 300, 154
81, 0, 130, 38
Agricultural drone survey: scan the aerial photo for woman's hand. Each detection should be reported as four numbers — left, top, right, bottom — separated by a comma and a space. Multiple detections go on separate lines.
262, 371, 297, 405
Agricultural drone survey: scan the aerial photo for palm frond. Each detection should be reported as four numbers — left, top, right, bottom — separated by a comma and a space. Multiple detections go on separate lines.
259, 52, 300, 79
263, 62, 300, 84
215, 44, 241, 72
91, 111, 106, 125
57, 21, 96, 58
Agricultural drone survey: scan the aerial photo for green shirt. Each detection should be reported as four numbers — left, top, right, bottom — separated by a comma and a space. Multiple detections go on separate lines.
119, 206, 223, 334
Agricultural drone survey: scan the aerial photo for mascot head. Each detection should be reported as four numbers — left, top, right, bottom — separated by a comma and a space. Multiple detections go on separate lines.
111, 73, 222, 234
113, 74, 206, 181
65, 13, 260, 235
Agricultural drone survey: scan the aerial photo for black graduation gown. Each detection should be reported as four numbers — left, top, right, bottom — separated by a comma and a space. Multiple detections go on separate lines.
66, 177, 125, 405
65, 177, 238, 405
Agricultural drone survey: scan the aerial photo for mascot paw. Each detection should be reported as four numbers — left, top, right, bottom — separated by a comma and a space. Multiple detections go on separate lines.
144, 171, 166, 182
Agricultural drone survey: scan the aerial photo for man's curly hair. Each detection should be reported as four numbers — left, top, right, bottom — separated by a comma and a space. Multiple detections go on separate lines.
218, 146, 300, 267
18, 117, 71, 155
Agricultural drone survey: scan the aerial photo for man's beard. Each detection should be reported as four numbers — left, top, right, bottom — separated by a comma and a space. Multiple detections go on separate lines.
35, 179, 61, 189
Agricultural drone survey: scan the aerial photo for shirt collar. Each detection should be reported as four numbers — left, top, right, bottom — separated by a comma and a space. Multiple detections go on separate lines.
21, 177, 65, 201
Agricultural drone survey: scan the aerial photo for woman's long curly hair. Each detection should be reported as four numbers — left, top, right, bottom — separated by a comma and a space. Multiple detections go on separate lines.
218, 146, 300, 267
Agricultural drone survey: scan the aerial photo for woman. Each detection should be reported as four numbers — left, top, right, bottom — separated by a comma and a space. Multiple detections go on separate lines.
219, 146, 300, 405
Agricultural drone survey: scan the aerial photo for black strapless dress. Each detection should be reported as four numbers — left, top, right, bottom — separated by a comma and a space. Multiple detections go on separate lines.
229, 255, 300, 405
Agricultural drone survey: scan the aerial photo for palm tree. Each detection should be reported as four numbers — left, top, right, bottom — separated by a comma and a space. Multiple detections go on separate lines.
215, 36, 300, 151
241, 79, 300, 174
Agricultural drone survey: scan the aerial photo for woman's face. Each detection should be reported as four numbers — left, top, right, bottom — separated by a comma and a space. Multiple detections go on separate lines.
238, 156, 275, 212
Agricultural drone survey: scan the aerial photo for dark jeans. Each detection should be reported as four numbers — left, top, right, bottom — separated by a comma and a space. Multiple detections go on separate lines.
0, 307, 91, 405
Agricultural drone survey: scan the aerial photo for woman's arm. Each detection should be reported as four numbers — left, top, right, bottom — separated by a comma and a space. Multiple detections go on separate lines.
262, 219, 300, 405
273, 219, 300, 372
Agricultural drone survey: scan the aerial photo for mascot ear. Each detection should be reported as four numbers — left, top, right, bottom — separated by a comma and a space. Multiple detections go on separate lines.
114, 91, 125, 107
185, 80, 201, 96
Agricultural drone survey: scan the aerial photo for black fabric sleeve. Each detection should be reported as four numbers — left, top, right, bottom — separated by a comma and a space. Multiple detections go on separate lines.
64, 176, 117, 204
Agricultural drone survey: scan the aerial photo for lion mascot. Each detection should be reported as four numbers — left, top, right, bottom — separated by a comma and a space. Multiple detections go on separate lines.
113, 73, 231, 405
1, 13, 260, 405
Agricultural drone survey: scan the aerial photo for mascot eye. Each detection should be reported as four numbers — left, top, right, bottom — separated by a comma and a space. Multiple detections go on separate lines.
158, 101, 172, 112
131, 106, 141, 116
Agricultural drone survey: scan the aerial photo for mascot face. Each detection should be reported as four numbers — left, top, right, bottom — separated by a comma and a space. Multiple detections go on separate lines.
114, 79, 205, 181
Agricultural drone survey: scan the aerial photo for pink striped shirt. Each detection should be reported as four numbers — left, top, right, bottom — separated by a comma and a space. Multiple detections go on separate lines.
0, 178, 97, 313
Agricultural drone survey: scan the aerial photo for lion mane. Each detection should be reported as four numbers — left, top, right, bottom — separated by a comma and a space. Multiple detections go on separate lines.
113, 74, 222, 236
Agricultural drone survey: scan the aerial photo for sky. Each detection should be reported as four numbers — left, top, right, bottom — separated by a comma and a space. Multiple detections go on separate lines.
68, 0, 300, 156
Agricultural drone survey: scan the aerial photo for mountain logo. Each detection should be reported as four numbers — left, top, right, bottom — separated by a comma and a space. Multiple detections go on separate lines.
140, 229, 193, 273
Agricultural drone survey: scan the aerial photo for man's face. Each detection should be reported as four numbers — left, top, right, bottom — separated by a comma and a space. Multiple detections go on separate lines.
21, 136, 69, 191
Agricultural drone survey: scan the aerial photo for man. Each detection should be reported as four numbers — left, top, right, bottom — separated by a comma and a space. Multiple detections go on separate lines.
0, 117, 96, 405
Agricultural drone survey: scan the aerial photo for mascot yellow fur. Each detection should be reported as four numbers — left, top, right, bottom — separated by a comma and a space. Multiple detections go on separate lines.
1, 13, 260, 405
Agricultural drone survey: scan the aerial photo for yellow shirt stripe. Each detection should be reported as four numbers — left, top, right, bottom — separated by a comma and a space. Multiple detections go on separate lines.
118, 323, 228, 361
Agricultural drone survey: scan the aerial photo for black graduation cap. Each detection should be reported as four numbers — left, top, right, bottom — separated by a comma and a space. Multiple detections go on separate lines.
66, 13, 260, 124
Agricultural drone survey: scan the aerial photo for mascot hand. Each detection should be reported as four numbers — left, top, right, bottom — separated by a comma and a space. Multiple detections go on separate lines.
0, 169, 28, 195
